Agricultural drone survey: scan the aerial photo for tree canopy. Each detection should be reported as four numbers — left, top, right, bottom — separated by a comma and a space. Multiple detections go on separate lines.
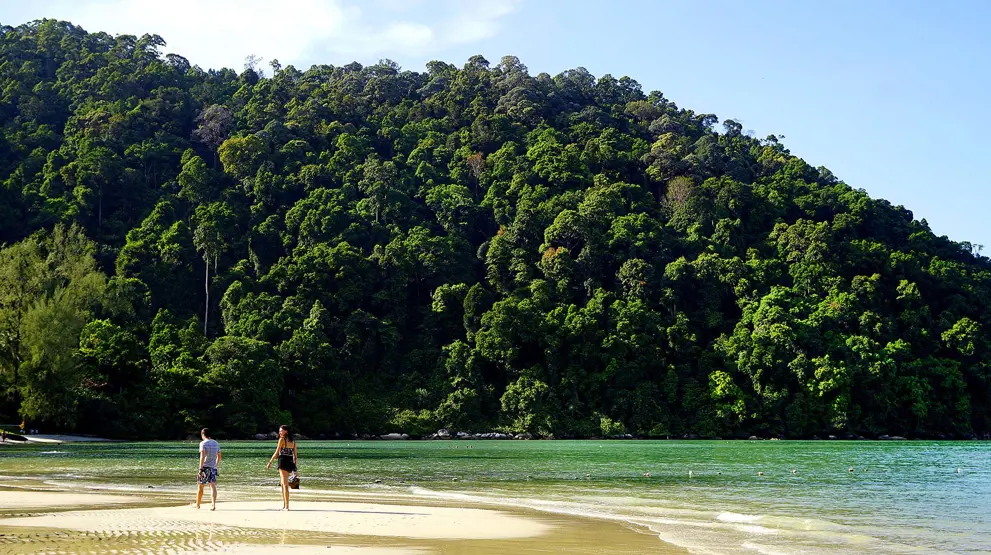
1, 20, 989, 439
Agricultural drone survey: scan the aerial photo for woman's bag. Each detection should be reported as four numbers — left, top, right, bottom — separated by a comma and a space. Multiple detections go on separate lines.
288, 471, 300, 489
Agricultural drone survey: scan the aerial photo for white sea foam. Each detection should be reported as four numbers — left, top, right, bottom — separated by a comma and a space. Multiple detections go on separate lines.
735, 524, 777, 535
717, 512, 763, 524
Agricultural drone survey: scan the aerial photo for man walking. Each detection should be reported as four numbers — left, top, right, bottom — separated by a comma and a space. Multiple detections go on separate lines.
196, 428, 222, 510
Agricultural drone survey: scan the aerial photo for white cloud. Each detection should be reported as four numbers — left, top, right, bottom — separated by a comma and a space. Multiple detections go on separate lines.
24, 0, 521, 71
441, 0, 522, 45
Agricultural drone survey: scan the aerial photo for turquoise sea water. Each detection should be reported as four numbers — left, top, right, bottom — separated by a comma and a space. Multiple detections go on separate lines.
1, 440, 988, 554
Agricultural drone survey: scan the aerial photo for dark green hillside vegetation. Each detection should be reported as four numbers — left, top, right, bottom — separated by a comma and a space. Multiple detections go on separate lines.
1, 19, 989, 439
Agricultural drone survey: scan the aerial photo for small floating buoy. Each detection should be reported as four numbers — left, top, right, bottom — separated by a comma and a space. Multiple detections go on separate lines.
757, 471, 764, 476
848, 467, 854, 473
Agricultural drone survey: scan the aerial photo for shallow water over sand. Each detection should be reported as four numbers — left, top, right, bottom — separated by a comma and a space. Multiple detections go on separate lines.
2, 440, 988, 553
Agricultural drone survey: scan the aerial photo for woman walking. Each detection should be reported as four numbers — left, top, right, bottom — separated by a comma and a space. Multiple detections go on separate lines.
266, 425, 297, 510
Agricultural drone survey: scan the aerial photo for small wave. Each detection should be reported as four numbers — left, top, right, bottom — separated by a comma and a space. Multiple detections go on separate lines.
718, 512, 763, 524
409, 486, 489, 504
735, 524, 778, 535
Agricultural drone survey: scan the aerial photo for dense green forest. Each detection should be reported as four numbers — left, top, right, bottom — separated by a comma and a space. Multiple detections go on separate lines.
0, 19, 989, 440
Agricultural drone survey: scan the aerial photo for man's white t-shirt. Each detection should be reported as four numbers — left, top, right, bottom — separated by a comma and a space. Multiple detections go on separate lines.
200, 438, 220, 468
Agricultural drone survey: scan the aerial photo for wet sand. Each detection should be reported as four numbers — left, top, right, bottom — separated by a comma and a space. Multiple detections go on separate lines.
0, 488, 682, 554
0, 490, 147, 509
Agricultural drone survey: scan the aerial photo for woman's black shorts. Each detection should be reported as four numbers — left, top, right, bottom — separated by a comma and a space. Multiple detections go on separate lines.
278, 455, 296, 472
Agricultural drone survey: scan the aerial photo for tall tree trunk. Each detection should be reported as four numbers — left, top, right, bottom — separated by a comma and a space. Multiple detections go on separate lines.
11, 358, 18, 411
203, 255, 210, 336
10, 298, 24, 410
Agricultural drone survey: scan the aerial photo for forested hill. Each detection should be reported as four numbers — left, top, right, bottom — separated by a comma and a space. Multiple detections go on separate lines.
1, 19, 989, 440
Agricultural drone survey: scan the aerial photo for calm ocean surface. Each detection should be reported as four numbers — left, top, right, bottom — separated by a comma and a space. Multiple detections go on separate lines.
1, 440, 988, 554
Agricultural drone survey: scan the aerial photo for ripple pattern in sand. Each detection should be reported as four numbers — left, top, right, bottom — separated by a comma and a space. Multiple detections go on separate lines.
0, 525, 419, 554
1, 501, 549, 540
0, 525, 280, 554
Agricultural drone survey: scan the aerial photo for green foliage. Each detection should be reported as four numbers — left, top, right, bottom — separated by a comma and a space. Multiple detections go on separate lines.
0, 225, 105, 427
201, 336, 285, 436
1, 19, 990, 438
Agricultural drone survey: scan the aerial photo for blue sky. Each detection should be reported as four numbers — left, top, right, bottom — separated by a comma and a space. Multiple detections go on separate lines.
2, 0, 988, 249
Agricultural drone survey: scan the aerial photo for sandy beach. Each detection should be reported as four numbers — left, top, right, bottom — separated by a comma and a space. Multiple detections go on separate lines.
20, 434, 118, 443
0, 488, 677, 554
0, 434, 115, 447
0, 434, 116, 444
0, 490, 547, 555
1, 497, 551, 540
